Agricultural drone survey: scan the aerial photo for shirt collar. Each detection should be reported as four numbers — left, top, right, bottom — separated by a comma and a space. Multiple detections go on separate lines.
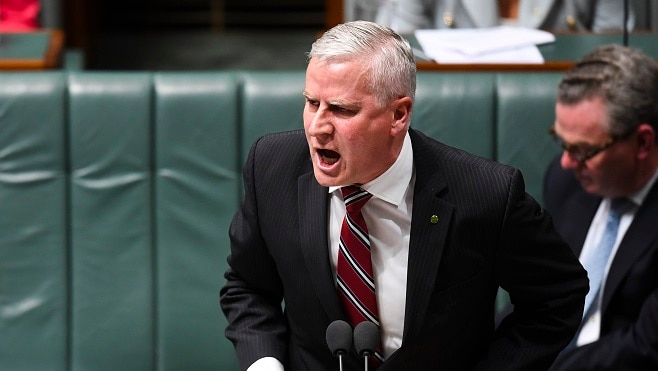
329, 132, 414, 206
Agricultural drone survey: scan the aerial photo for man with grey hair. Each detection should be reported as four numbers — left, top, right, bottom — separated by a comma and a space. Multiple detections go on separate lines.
221, 20, 587, 370
546, 44, 658, 370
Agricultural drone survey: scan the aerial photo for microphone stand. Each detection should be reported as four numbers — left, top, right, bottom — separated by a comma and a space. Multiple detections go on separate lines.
623, 0, 629, 46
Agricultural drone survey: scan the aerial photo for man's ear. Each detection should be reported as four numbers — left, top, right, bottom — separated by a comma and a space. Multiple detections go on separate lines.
636, 123, 655, 159
391, 96, 413, 135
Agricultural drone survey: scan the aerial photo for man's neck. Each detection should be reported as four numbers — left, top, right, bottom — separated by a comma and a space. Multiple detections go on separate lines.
627, 152, 658, 196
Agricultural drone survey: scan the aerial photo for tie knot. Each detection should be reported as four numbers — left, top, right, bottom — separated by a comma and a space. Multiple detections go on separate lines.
341, 186, 372, 213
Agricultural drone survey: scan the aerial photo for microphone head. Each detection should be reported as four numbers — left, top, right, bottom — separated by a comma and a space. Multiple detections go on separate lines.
353, 321, 380, 357
326, 320, 353, 357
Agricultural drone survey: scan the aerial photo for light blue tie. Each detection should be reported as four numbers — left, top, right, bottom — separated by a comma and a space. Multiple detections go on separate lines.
581, 198, 634, 318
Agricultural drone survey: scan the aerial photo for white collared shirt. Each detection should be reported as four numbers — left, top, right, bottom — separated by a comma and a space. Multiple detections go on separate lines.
576, 168, 658, 346
328, 132, 415, 359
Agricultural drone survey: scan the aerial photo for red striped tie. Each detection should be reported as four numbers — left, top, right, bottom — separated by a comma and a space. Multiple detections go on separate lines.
337, 186, 383, 367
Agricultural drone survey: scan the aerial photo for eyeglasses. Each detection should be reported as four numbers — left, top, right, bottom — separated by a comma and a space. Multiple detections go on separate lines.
548, 126, 625, 163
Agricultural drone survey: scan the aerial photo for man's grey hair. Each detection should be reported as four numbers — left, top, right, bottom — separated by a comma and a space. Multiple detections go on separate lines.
307, 20, 417, 107
557, 44, 658, 140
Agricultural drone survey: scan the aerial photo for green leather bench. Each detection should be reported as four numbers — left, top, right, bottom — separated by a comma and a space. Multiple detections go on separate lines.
0, 70, 562, 371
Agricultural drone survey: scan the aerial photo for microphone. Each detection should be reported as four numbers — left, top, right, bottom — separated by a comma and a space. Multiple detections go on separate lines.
353, 321, 380, 371
326, 320, 353, 371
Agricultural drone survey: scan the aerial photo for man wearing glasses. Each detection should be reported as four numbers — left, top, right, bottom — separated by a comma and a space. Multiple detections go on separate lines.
545, 44, 658, 370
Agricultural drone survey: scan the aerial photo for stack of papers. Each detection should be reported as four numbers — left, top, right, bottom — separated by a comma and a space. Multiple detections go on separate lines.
414, 26, 555, 64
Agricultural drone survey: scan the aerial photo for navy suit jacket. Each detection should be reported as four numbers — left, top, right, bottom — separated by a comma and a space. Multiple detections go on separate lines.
221, 129, 587, 370
545, 157, 658, 370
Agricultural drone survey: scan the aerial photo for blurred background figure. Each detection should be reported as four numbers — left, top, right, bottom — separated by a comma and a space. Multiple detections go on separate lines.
545, 43, 658, 370
0, 0, 40, 31
344, 0, 381, 25
352, 0, 634, 33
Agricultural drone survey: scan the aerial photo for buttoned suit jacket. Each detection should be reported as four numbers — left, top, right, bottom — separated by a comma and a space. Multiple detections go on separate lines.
221, 129, 588, 371
544, 157, 658, 370
376, 0, 631, 33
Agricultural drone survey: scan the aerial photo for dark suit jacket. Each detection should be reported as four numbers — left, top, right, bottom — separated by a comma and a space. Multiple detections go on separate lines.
544, 157, 658, 370
221, 129, 588, 371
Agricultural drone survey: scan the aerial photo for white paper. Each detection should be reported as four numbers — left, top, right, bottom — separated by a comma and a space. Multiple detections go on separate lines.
415, 26, 555, 64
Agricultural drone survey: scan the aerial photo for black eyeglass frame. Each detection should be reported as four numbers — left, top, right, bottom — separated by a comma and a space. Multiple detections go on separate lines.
548, 126, 631, 163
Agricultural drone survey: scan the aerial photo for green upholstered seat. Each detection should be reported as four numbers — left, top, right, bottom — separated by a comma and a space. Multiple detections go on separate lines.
0, 72, 68, 371
414, 72, 496, 159
496, 73, 563, 202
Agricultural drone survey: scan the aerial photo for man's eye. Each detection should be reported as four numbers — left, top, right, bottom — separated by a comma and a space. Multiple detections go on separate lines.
571, 146, 595, 156
330, 105, 353, 114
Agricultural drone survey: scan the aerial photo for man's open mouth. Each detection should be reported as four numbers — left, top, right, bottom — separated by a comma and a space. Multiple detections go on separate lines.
318, 149, 340, 165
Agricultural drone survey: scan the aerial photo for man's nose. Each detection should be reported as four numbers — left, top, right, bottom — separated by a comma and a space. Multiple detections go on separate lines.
560, 150, 580, 170
307, 106, 333, 137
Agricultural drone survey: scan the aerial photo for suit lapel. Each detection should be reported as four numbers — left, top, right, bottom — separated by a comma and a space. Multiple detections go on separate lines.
561, 193, 600, 257
298, 171, 345, 320
402, 131, 453, 340
602, 181, 658, 311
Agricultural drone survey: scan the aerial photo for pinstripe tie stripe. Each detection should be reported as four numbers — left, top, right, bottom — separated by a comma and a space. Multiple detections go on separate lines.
337, 186, 384, 366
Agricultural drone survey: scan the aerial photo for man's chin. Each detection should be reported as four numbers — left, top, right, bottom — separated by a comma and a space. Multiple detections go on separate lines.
314, 176, 340, 188
313, 169, 343, 187
580, 182, 602, 196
